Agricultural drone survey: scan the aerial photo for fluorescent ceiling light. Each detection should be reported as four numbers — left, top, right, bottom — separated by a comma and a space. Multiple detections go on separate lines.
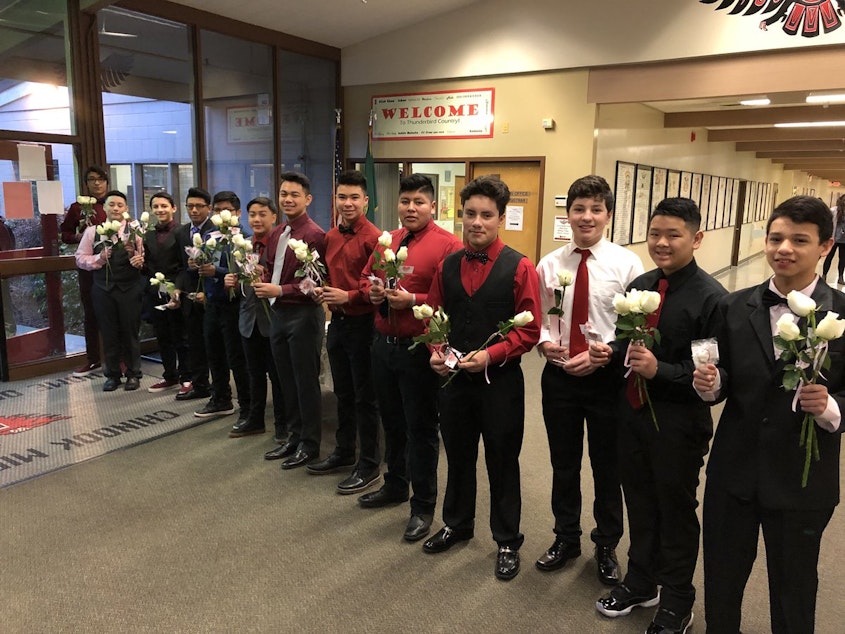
740, 98, 770, 106
774, 121, 845, 128
162, 130, 177, 134
806, 93, 845, 104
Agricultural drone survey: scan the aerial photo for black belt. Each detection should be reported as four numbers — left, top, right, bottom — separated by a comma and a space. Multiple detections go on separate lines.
379, 333, 414, 345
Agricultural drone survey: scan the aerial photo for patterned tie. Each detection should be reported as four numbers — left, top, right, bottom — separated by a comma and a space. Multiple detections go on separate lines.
626, 277, 669, 409
465, 249, 489, 264
568, 248, 591, 356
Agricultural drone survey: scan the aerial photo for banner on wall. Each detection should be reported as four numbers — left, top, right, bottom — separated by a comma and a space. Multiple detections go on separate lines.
371, 88, 495, 140
227, 106, 272, 144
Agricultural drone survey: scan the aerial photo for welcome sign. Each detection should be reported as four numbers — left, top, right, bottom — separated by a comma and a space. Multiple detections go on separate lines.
372, 88, 495, 140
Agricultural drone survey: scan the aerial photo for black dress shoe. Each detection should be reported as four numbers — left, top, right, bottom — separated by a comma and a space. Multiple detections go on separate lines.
175, 386, 210, 401
422, 525, 473, 553
595, 545, 621, 585
496, 547, 520, 581
280, 449, 317, 470
337, 469, 381, 495
358, 485, 409, 508
103, 377, 121, 392
306, 452, 356, 475
124, 377, 140, 391
535, 536, 581, 571
228, 418, 264, 438
264, 441, 297, 460
403, 514, 432, 542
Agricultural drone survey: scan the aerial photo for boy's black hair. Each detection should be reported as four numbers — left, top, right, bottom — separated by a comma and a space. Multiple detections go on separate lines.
767, 195, 833, 243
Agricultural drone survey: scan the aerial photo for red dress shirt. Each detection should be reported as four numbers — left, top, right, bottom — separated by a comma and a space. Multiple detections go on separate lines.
263, 211, 326, 306
325, 215, 380, 316
360, 219, 463, 338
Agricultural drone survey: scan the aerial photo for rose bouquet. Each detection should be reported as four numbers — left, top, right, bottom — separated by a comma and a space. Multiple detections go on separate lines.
77, 195, 98, 230
184, 232, 223, 295
410, 304, 451, 350
94, 219, 124, 283
288, 238, 326, 296
613, 288, 663, 430
774, 290, 845, 488
442, 310, 534, 387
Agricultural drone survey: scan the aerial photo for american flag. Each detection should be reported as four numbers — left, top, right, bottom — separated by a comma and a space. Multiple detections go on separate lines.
331, 109, 343, 228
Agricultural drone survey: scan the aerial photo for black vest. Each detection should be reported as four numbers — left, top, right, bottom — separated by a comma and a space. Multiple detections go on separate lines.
443, 245, 522, 373
94, 243, 142, 292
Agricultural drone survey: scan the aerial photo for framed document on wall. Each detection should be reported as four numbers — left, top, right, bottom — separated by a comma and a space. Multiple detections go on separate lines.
680, 171, 692, 198
613, 161, 636, 246
700, 175, 712, 229
730, 179, 740, 227
667, 170, 681, 197
691, 173, 702, 207
722, 178, 733, 228
632, 164, 653, 244
652, 167, 667, 205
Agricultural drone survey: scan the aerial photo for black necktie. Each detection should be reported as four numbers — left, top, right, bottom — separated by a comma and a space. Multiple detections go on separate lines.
465, 249, 489, 264
338, 224, 355, 235
762, 288, 788, 308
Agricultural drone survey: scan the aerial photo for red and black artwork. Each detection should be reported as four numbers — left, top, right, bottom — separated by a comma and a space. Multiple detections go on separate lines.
701, 0, 845, 36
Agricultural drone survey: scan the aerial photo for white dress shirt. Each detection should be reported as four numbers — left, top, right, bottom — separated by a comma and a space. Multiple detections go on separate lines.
535, 237, 644, 348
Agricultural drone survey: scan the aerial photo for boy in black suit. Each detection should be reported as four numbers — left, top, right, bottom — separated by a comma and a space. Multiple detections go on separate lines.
591, 198, 726, 634
694, 196, 845, 633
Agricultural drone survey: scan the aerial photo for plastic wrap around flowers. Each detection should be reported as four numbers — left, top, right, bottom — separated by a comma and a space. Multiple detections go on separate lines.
288, 238, 326, 296
774, 290, 845, 488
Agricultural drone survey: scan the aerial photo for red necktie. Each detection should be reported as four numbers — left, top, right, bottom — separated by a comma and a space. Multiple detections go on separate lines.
626, 277, 669, 409
569, 248, 591, 356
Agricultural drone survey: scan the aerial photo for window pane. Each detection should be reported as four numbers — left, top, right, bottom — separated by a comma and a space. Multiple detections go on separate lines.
0, 1, 71, 134
279, 51, 337, 229
201, 31, 273, 205
99, 7, 194, 220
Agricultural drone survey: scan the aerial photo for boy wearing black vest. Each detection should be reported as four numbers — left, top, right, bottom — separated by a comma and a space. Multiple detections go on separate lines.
423, 175, 541, 580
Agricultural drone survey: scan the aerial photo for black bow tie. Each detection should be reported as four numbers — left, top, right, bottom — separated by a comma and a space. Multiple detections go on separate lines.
338, 224, 355, 235
762, 288, 789, 309
465, 250, 489, 264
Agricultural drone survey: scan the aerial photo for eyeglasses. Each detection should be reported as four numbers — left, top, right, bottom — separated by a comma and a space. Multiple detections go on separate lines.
86, 177, 106, 184
186, 203, 209, 210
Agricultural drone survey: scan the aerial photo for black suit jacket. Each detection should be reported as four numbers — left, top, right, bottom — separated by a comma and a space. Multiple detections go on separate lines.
174, 218, 215, 293
707, 279, 845, 510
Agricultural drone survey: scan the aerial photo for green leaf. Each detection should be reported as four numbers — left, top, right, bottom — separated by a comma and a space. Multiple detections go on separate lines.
782, 373, 800, 391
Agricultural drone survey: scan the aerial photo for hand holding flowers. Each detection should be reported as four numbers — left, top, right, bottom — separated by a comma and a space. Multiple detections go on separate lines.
410, 304, 451, 350
774, 290, 845, 487
288, 238, 326, 296
613, 288, 663, 430
149, 272, 179, 309
372, 231, 409, 287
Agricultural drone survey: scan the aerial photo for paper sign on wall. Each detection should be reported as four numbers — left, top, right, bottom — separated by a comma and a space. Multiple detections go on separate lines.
36, 181, 64, 215
505, 205, 524, 231
17, 144, 47, 181
3, 182, 34, 219
554, 216, 572, 241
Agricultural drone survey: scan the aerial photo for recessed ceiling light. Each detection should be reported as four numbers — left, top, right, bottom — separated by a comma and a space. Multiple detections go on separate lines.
162, 130, 177, 134
740, 98, 770, 106
774, 121, 845, 128
806, 93, 845, 104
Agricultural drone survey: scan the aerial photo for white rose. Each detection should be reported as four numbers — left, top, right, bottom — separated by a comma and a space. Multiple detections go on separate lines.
513, 310, 534, 327
149, 277, 159, 286
378, 231, 392, 248
612, 293, 629, 315
206, 237, 217, 249
233, 250, 244, 262
435, 309, 448, 323
244, 240, 253, 253
816, 311, 845, 340
288, 238, 304, 251
122, 211, 130, 221
155, 272, 165, 281
210, 214, 223, 227
294, 246, 309, 260
96, 225, 106, 235
219, 210, 232, 224
77, 196, 86, 204
140, 212, 150, 223
639, 290, 662, 314
419, 303, 434, 319
557, 270, 573, 287
786, 290, 816, 317
384, 248, 396, 262
111, 220, 122, 231
626, 290, 644, 314
192, 233, 203, 247
412, 305, 424, 320
776, 313, 802, 341
232, 234, 245, 247
396, 246, 409, 261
